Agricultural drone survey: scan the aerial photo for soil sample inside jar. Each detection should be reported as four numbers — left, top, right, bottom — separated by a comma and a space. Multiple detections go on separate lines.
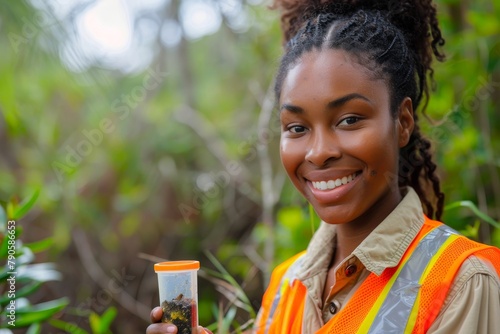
161, 294, 196, 334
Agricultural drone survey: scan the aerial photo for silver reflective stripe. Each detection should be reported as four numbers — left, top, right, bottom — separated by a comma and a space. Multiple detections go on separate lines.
367, 225, 458, 334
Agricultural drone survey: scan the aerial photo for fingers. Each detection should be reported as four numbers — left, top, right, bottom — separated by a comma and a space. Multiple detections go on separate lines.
197, 326, 214, 334
146, 324, 210, 334
146, 323, 210, 334
147, 308, 209, 334
150, 306, 163, 323
147, 307, 178, 333
146, 323, 177, 333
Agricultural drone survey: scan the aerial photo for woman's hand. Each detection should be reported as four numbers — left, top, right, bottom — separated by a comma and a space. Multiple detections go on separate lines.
146, 306, 213, 334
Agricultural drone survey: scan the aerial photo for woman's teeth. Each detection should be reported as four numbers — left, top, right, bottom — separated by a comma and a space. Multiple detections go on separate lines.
312, 173, 357, 190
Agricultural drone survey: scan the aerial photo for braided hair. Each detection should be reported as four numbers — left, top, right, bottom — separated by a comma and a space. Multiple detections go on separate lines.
272, 0, 446, 219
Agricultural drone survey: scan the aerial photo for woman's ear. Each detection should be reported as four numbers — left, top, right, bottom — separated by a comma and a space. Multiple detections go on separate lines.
397, 97, 415, 148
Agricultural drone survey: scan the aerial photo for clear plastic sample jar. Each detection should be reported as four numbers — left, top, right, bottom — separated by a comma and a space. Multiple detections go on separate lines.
154, 260, 200, 334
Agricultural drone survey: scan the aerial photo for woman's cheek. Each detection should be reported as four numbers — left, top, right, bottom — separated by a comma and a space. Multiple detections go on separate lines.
281, 137, 301, 161
279, 138, 301, 179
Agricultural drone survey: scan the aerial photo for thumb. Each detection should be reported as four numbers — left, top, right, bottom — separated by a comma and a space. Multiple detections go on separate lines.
197, 326, 213, 334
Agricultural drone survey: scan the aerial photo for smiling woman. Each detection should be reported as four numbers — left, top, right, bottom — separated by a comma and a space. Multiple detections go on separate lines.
252, 0, 500, 333
146, 0, 500, 333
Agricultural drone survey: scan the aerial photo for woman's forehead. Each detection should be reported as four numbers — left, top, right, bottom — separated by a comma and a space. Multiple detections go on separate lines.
281, 49, 389, 103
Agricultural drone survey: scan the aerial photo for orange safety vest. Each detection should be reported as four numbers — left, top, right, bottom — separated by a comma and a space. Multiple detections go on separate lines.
256, 216, 500, 334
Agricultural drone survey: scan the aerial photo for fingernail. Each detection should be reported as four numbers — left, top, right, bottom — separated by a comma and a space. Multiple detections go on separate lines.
166, 325, 176, 333
197, 326, 207, 334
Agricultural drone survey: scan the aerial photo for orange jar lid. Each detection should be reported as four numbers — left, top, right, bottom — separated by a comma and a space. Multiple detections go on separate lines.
154, 260, 200, 272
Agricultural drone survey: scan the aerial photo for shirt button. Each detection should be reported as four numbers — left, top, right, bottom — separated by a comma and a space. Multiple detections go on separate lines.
345, 264, 357, 277
329, 300, 341, 315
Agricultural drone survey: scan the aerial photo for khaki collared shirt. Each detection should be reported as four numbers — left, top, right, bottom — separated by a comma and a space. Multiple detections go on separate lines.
274, 188, 500, 333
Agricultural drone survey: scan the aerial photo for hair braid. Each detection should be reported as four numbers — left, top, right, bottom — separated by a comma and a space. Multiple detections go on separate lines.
272, 0, 446, 219
400, 113, 445, 219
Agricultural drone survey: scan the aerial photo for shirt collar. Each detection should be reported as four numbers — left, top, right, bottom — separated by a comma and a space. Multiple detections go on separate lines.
353, 187, 424, 275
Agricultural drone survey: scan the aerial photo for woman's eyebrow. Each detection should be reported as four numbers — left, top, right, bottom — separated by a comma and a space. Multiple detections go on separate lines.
280, 93, 371, 113
327, 93, 371, 109
279, 103, 304, 113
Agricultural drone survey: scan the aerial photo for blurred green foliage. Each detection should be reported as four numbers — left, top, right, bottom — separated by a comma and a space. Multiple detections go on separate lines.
0, 192, 117, 333
0, 0, 499, 332
0, 191, 68, 333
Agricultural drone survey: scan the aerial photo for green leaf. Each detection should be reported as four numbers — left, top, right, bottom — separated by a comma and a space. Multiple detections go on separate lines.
98, 307, 117, 332
221, 306, 237, 332
89, 312, 100, 334
89, 307, 117, 334
25, 238, 54, 253
459, 220, 481, 240
0, 282, 42, 307
13, 189, 40, 220
0, 268, 11, 282
445, 201, 500, 229
13, 297, 69, 327
1, 233, 25, 264
0, 233, 9, 259
203, 251, 255, 318
309, 203, 319, 235
48, 319, 89, 334
6, 202, 15, 221
0, 59, 21, 131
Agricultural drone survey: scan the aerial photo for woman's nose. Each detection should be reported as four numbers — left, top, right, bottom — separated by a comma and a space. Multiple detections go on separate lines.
305, 130, 342, 167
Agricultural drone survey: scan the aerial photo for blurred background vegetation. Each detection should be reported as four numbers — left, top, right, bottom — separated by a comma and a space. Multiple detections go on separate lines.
0, 0, 499, 333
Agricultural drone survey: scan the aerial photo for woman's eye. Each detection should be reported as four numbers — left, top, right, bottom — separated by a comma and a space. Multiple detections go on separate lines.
338, 116, 360, 126
288, 125, 307, 134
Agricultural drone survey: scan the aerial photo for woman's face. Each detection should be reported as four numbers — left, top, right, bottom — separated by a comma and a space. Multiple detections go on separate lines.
279, 49, 413, 226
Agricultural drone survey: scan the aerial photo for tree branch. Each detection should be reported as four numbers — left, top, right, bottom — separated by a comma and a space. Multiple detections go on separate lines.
72, 229, 151, 322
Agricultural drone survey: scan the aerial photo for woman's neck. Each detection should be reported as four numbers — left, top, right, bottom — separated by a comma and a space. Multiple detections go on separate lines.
333, 222, 379, 264
332, 189, 403, 266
